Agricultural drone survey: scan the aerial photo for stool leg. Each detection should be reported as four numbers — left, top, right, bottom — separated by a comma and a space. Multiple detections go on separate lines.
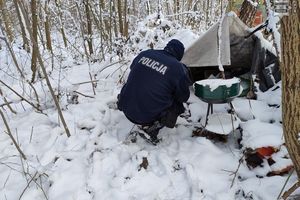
204, 103, 211, 127
229, 102, 236, 134
229, 102, 235, 114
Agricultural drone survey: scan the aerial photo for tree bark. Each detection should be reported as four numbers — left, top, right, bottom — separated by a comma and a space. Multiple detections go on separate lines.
90, 2, 105, 60
100, 0, 109, 41
30, 0, 38, 82
13, 0, 29, 51
44, 0, 52, 53
123, 0, 128, 38
132, 0, 136, 16
109, 0, 113, 52
0, 0, 14, 42
84, 0, 93, 55
239, 0, 258, 27
172, 0, 178, 19
19, 2, 71, 137
112, 0, 118, 38
55, 0, 68, 48
75, 2, 89, 60
281, 0, 300, 178
117, 0, 124, 36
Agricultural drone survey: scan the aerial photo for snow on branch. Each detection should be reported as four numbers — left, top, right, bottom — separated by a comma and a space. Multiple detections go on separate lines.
217, 0, 228, 75
265, 0, 282, 59
247, 0, 259, 7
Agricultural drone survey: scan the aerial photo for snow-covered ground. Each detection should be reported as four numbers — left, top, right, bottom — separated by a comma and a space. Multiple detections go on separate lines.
0, 15, 296, 200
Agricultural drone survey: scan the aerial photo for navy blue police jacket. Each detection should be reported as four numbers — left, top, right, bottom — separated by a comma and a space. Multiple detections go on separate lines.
118, 49, 192, 125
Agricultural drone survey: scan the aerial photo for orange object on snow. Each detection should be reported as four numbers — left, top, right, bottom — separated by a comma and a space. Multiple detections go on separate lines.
256, 147, 275, 157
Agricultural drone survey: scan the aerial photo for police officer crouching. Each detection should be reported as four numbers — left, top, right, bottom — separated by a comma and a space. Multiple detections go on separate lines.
117, 39, 192, 145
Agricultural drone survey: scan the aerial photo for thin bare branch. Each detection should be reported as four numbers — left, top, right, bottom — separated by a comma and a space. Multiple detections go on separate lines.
72, 80, 99, 86
0, 80, 41, 112
281, 180, 300, 200
230, 155, 244, 188
19, 1, 71, 137
89, 72, 96, 95
0, 19, 41, 108
0, 109, 27, 160
0, 102, 14, 108
18, 171, 38, 200
73, 91, 95, 98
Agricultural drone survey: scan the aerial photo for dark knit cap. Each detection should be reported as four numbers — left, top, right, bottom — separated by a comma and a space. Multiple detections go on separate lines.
164, 39, 185, 61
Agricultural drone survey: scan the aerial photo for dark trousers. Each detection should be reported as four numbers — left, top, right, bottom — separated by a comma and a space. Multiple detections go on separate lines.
140, 101, 184, 136
117, 94, 184, 129
160, 101, 185, 128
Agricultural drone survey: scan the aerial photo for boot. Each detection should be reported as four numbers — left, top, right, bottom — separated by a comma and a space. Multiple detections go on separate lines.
139, 121, 163, 145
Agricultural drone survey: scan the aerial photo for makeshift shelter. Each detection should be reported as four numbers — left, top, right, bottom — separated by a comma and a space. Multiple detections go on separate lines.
182, 13, 280, 92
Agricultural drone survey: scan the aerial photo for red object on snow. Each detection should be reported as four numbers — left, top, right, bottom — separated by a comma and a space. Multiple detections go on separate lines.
256, 146, 275, 157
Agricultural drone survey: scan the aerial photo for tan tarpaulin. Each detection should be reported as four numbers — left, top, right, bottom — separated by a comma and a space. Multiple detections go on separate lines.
183, 13, 281, 92
182, 15, 231, 67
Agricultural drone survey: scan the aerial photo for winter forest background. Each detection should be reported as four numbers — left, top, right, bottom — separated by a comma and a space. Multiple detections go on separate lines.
0, 0, 300, 200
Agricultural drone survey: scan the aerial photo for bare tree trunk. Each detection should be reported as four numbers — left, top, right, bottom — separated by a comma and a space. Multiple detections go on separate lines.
117, 0, 124, 36
44, 0, 52, 53
30, 0, 38, 83
281, 0, 300, 178
146, 0, 151, 16
132, 0, 136, 16
0, 22, 23, 76
20, 1, 71, 137
176, 0, 180, 20
165, 0, 170, 16
75, 2, 93, 61
112, 0, 118, 38
0, 0, 14, 42
173, 0, 177, 19
84, 0, 94, 55
90, 3, 105, 60
13, 0, 29, 51
100, 0, 109, 41
37, 20, 45, 50
239, 0, 258, 27
55, 0, 68, 48
124, 0, 128, 38
108, 0, 113, 52
187, 0, 192, 10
